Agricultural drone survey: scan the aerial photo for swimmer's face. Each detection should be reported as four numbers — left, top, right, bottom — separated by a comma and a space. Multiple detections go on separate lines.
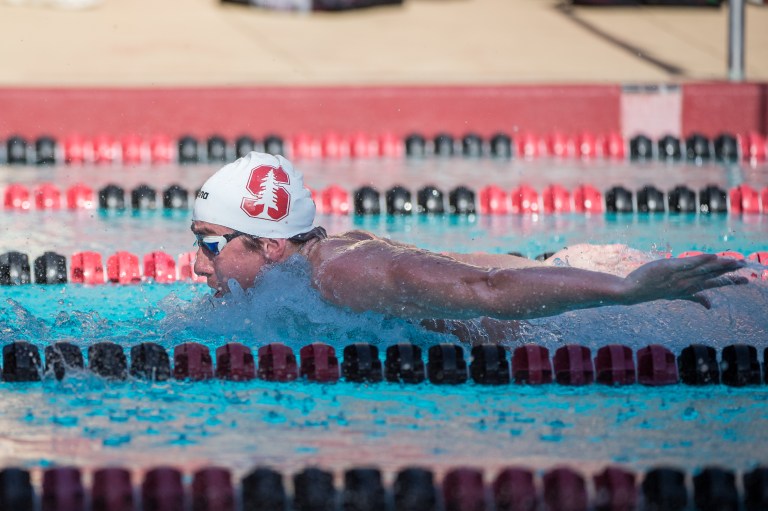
191, 221, 269, 297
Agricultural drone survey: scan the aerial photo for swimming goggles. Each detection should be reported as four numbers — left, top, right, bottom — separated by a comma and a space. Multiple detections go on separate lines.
194, 232, 251, 257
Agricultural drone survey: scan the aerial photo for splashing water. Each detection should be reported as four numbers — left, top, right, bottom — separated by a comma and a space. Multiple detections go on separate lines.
1, 252, 766, 355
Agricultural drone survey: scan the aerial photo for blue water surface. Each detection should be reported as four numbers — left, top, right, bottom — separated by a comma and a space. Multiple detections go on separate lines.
0, 160, 767, 477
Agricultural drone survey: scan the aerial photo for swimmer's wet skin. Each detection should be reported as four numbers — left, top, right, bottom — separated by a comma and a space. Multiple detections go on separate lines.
191, 151, 750, 321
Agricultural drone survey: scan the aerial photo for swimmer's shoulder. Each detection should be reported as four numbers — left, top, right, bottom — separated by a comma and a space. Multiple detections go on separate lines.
304, 230, 405, 264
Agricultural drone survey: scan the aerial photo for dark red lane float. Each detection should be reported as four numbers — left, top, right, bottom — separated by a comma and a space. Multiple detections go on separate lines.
42, 467, 84, 511
543, 467, 588, 511
142, 467, 184, 511
636, 344, 678, 386
192, 467, 235, 511
173, 342, 214, 381
553, 345, 594, 385
299, 343, 340, 383
257, 342, 298, 382
216, 343, 256, 382
443, 467, 486, 511
511, 344, 552, 385
593, 466, 637, 511
92, 467, 133, 511
594, 344, 636, 386
493, 467, 537, 511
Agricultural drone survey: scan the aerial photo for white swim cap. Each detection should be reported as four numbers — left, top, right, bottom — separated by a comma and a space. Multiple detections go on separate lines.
192, 152, 316, 238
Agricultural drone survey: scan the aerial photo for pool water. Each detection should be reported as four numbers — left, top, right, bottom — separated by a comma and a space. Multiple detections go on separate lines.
0, 159, 767, 480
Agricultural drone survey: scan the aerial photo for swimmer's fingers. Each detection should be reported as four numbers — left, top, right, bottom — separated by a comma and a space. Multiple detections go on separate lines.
683, 275, 749, 309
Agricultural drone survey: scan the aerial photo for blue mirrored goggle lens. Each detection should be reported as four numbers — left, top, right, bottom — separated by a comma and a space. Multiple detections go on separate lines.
195, 235, 227, 256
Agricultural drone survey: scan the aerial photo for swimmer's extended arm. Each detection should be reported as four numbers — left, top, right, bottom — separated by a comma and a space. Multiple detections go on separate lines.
311, 239, 748, 320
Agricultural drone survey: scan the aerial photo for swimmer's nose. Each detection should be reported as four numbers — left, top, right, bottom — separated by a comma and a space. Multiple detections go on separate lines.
193, 247, 212, 277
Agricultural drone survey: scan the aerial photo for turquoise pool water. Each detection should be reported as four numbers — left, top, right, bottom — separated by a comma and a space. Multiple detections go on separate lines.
0, 160, 766, 479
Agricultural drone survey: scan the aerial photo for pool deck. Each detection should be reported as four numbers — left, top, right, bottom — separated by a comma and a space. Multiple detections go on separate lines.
0, 0, 767, 86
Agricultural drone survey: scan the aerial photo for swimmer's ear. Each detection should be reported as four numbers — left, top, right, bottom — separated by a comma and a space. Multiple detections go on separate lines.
260, 238, 289, 262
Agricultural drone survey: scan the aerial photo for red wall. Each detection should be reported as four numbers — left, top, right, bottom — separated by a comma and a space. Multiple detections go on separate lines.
0, 85, 620, 140
682, 82, 768, 137
0, 83, 764, 141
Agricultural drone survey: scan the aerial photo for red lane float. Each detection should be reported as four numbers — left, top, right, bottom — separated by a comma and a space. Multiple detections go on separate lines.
716, 251, 745, 260
93, 134, 118, 164
107, 251, 141, 284
542, 184, 571, 214
149, 134, 174, 164
3, 184, 31, 210
34, 183, 61, 210
63, 134, 89, 164
762, 187, 768, 213
321, 132, 350, 159
350, 132, 379, 158
515, 132, 545, 159
749, 252, 768, 281
573, 184, 603, 213
548, 132, 577, 159
510, 184, 540, 214
144, 251, 177, 283
729, 184, 761, 214
290, 133, 321, 160
66, 183, 96, 210
70, 252, 105, 284
178, 252, 206, 282
319, 185, 350, 215
378, 132, 403, 158
479, 185, 509, 215
740, 132, 767, 162
121, 134, 146, 165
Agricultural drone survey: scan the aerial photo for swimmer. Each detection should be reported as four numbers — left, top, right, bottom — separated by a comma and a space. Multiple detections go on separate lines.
191, 151, 749, 326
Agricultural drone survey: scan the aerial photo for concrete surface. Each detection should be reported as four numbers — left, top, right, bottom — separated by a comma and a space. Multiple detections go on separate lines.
0, 0, 766, 86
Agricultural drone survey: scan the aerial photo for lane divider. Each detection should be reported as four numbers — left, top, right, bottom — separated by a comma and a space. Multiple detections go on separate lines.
0, 463, 766, 511
1, 341, 765, 387
1, 250, 765, 286
3, 182, 768, 215
1, 131, 767, 165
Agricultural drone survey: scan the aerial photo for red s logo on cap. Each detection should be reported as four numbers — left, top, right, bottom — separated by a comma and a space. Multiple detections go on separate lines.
241, 165, 291, 221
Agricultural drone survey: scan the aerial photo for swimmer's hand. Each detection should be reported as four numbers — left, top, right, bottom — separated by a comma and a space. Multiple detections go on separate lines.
621, 254, 749, 309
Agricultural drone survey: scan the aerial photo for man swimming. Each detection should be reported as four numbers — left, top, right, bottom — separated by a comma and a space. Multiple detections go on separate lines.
191, 151, 748, 325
